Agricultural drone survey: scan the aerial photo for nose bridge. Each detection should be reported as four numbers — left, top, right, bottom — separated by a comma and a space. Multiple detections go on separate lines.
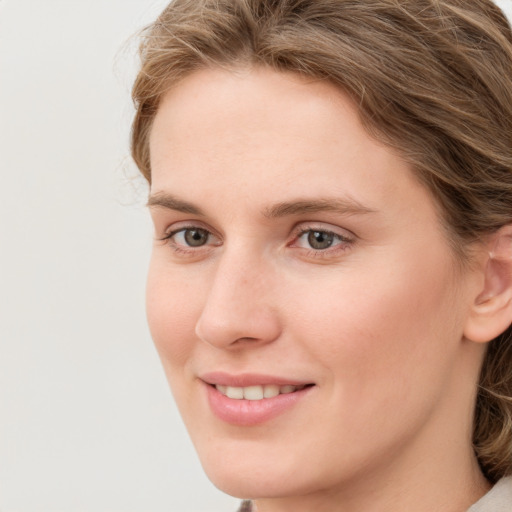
195, 242, 280, 348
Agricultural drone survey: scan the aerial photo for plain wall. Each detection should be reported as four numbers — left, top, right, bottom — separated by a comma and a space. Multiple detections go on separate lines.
0, 1, 237, 511
0, 1, 511, 511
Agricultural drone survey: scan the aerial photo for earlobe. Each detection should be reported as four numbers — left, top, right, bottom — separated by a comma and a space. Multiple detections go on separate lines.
464, 225, 512, 344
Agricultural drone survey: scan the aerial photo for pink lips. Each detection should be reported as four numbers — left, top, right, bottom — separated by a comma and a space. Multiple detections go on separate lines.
201, 372, 314, 426
201, 372, 311, 387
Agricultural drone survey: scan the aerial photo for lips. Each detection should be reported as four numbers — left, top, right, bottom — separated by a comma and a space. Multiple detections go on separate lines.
200, 372, 315, 425
200, 371, 312, 388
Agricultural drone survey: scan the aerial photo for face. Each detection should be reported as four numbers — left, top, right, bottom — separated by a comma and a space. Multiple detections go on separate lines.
147, 67, 481, 501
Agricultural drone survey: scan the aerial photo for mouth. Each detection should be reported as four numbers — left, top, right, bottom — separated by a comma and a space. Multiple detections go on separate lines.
213, 383, 312, 401
201, 373, 316, 426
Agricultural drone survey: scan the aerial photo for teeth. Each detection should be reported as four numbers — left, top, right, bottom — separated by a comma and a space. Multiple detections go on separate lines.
216, 384, 305, 400
226, 386, 244, 399
244, 385, 264, 401
263, 384, 280, 398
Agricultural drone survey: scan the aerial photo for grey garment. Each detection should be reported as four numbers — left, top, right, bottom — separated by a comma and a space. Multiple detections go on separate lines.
467, 476, 512, 512
237, 477, 512, 511
236, 500, 253, 512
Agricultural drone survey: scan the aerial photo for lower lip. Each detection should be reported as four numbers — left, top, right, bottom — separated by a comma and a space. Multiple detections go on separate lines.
205, 383, 313, 426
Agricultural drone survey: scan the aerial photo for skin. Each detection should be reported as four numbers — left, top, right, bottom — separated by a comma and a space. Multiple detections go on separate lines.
146, 67, 491, 512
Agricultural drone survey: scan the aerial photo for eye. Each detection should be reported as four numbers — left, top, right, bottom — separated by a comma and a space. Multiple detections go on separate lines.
161, 226, 219, 252
303, 230, 336, 250
178, 228, 210, 247
293, 226, 353, 253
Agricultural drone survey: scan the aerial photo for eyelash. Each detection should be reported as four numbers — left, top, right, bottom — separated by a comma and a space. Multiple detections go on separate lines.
159, 224, 354, 258
159, 225, 219, 255
292, 226, 353, 258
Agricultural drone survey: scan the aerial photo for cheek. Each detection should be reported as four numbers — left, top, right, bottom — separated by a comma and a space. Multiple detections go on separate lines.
146, 259, 203, 369
272, 257, 466, 475
288, 253, 464, 401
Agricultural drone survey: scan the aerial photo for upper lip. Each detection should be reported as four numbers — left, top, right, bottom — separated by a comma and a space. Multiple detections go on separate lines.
200, 371, 314, 387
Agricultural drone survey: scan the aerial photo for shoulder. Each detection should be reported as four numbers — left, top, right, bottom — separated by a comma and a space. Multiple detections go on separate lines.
467, 476, 512, 512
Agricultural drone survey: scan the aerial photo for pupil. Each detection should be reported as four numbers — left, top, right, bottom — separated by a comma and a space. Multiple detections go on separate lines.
308, 231, 333, 250
184, 229, 208, 247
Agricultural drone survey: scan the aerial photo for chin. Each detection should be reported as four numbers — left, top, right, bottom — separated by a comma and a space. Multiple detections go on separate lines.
204, 462, 311, 500
196, 442, 283, 497
195, 438, 335, 500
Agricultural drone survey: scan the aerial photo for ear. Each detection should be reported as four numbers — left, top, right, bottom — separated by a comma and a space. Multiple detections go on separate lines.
464, 225, 512, 343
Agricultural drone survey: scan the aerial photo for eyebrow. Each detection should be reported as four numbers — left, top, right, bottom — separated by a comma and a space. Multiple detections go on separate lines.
147, 192, 205, 215
147, 192, 376, 218
263, 197, 377, 218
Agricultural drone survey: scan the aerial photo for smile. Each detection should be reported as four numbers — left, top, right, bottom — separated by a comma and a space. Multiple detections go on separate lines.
203, 376, 315, 426
215, 384, 309, 400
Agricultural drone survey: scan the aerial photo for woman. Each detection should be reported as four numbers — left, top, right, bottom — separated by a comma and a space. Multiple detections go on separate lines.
131, 1, 512, 510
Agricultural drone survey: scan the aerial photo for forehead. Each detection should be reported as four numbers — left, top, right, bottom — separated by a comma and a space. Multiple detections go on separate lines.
150, 67, 411, 197
147, 66, 455, 253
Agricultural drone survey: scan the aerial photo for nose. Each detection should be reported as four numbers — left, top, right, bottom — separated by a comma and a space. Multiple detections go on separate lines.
195, 249, 281, 349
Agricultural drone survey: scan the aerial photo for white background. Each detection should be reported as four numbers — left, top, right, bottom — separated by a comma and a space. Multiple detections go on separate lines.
0, 1, 511, 511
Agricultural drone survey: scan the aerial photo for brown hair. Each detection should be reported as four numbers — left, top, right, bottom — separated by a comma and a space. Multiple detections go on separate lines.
131, 0, 512, 481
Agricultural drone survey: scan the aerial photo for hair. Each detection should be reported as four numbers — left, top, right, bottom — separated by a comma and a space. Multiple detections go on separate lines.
131, 0, 512, 482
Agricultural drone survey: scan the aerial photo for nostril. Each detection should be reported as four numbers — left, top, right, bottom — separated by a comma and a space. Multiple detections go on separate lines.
234, 337, 260, 343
